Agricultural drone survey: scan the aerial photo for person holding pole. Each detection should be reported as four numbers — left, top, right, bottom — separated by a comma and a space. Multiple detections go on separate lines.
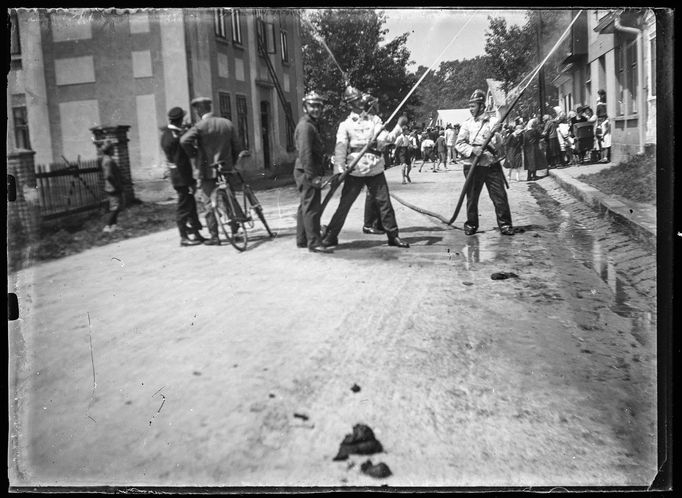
454, 89, 514, 236
322, 85, 409, 248
294, 90, 334, 253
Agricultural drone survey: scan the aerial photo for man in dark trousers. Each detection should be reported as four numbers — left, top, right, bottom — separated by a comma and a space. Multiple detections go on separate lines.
181, 96, 243, 245
322, 85, 409, 249
455, 89, 514, 236
294, 91, 333, 254
161, 106, 205, 246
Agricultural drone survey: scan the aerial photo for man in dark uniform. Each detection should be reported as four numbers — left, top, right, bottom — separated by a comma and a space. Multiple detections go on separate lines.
322, 85, 409, 248
160, 106, 205, 246
294, 91, 333, 253
181, 96, 243, 245
455, 89, 514, 236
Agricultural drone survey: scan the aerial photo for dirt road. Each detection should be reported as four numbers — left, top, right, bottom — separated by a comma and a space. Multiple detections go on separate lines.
8, 164, 657, 487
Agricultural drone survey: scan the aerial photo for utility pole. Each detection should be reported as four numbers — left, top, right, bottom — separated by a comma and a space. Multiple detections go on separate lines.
536, 10, 546, 116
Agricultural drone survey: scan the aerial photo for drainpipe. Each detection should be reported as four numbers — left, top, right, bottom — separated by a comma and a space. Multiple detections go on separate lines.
614, 14, 646, 154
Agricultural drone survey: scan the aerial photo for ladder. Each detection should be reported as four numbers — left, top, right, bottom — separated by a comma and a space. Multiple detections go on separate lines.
256, 21, 297, 134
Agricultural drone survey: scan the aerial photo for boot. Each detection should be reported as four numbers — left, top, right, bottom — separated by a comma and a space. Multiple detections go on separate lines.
387, 236, 409, 248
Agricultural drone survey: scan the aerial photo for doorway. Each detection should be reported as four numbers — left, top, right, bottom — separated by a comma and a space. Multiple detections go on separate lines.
260, 101, 271, 169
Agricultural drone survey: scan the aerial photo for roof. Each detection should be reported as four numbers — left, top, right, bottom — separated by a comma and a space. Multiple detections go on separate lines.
434, 109, 471, 126
486, 78, 507, 107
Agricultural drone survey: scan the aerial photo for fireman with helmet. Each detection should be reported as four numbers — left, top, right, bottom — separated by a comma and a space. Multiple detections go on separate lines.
322, 85, 410, 248
455, 89, 515, 236
294, 90, 333, 253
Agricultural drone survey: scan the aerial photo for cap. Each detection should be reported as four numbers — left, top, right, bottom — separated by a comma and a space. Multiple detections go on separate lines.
167, 107, 186, 120
191, 96, 212, 106
343, 85, 363, 104
468, 89, 486, 104
302, 91, 326, 105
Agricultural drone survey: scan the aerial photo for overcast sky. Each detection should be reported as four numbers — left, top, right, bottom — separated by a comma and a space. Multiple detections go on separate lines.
383, 8, 528, 68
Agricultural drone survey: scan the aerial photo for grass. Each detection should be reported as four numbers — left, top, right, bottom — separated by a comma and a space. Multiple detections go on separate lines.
8, 164, 298, 272
8, 201, 179, 273
576, 148, 656, 203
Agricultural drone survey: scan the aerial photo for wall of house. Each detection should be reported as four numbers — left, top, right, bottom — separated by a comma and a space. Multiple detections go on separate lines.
9, 7, 304, 190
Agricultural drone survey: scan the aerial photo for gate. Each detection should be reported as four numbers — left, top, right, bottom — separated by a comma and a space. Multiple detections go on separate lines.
35, 157, 107, 220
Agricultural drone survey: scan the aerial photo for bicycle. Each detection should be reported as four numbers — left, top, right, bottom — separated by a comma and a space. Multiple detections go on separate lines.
211, 162, 276, 251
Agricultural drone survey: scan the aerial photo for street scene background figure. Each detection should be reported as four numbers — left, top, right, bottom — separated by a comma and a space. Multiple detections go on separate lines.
504, 122, 524, 182
160, 106, 205, 246
180, 97, 243, 246
522, 117, 545, 181
99, 138, 123, 233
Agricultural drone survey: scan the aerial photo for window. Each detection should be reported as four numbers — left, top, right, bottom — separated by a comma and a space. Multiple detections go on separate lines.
214, 9, 228, 39
219, 92, 232, 120
584, 64, 591, 105
231, 10, 242, 45
280, 30, 289, 62
285, 102, 294, 151
13, 106, 31, 149
628, 40, 638, 113
650, 35, 656, 97
616, 37, 638, 115
10, 12, 21, 55
236, 95, 249, 149
256, 19, 276, 54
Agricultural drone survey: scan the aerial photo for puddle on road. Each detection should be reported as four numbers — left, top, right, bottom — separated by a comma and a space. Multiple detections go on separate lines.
529, 183, 655, 346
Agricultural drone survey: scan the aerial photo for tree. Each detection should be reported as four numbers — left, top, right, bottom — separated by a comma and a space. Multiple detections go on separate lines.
483, 10, 574, 120
484, 16, 533, 95
301, 9, 420, 150
409, 56, 495, 126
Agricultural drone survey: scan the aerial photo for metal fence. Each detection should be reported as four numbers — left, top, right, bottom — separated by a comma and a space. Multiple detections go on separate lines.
35, 158, 107, 220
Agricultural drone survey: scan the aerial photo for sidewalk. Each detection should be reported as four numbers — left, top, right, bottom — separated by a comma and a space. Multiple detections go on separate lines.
546, 162, 656, 249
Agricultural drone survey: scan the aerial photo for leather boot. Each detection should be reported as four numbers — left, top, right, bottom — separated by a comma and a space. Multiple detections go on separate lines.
388, 236, 409, 248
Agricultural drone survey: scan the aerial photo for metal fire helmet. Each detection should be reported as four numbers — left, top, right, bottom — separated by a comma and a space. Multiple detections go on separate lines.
342, 85, 363, 104
468, 89, 486, 105
302, 90, 326, 105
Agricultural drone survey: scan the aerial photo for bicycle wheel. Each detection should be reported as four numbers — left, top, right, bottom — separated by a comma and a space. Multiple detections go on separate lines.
215, 189, 248, 251
245, 186, 275, 237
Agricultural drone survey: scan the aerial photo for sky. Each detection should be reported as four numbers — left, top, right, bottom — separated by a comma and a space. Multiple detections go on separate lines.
383, 8, 528, 68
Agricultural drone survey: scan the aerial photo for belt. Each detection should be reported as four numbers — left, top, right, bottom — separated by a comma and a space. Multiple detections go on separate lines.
350, 146, 382, 156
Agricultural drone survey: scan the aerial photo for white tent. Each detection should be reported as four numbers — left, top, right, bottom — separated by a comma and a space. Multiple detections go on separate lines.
434, 109, 470, 128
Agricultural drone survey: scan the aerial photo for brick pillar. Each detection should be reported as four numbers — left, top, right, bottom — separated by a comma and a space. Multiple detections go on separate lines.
90, 125, 134, 204
7, 149, 41, 246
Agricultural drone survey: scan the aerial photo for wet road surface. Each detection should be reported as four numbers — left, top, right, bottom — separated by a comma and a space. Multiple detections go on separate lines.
9, 162, 657, 487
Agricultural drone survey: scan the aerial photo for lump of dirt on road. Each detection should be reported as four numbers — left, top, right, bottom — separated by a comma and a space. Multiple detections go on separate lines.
333, 424, 383, 461
360, 460, 392, 478
491, 272, 519, 280
351, 383, 361, 393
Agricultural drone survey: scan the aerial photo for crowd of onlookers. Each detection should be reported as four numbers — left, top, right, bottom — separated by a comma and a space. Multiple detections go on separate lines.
382, 89, 611, 184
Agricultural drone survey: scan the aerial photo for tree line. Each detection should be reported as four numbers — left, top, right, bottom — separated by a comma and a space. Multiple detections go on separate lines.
301, 8, 572, 149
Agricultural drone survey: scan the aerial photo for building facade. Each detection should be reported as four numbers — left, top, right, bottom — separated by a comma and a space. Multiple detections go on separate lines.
7, 8, 305, 193
551, 8, 656, 162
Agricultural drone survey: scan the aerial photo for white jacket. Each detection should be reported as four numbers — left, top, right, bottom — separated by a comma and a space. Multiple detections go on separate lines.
334, 112, 402, 177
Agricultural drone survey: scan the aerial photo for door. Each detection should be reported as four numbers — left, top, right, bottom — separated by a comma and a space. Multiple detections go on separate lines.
260, 101, 271, 169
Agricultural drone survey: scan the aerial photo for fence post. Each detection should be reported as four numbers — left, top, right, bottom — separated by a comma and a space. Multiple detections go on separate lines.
90, 125, 134, 205
7, 149, 41, 249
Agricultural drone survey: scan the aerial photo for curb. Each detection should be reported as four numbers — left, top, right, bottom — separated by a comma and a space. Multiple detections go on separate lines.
548, 169, 656, 250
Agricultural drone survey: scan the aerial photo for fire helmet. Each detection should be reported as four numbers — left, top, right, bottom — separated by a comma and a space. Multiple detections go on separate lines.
343, 85, 363, 104
302, 91, 326, 105
468, 89, 486, 105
